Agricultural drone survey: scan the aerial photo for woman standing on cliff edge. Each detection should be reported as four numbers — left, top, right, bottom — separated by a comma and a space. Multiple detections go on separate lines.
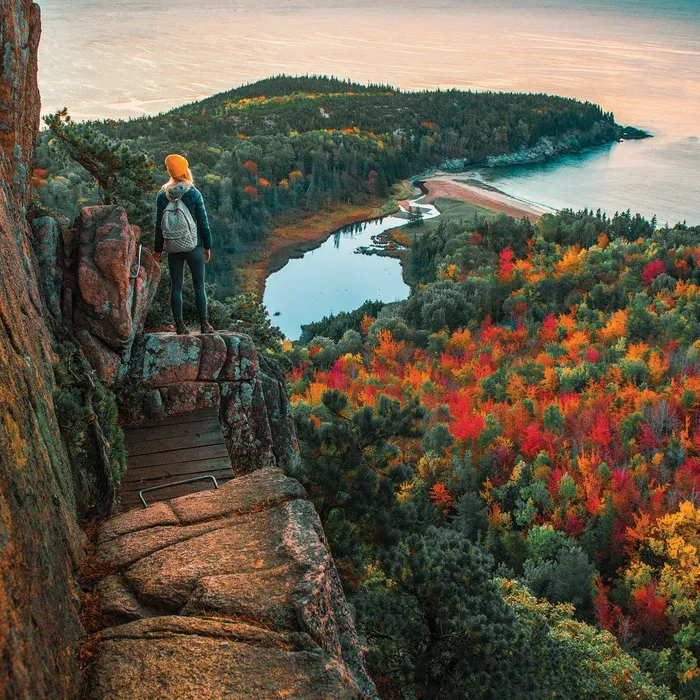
153, 154, 215, 335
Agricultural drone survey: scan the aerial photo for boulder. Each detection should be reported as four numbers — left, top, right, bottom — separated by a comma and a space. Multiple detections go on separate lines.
76, 329, 124, 387
197, 332, 227, 380
132, 331, 261, 389
220, 378, 275, 473
88, 468, 376, 699
139, 332, 202, 385
88, 617, 360, 700
219, 331, 258, 382
141, 381, 220, 421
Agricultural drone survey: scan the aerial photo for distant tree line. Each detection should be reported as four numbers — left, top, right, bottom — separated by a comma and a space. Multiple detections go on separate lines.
35, 75, 622, 296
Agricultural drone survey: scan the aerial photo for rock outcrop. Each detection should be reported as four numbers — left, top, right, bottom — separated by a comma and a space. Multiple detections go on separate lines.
126, 330, 297, 472
0, 1, 86, 696
67, 205, 160, 387
61, 207, 298, 471
86, 467, 376, 699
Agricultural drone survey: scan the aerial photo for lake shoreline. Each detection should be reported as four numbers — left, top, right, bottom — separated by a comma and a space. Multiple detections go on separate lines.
245, 176, 544, 302
242, 198, 406, 300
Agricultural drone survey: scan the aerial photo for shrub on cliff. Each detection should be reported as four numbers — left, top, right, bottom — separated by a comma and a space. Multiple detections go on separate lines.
53, 342, 126, 518
289, 388, 424, 565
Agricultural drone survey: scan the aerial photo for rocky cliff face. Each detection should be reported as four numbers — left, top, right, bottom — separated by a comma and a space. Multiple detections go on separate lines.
68, 205, 161, 386
0, 1, 85, 696
0, 0, 41, 203
1, 3, 374, 698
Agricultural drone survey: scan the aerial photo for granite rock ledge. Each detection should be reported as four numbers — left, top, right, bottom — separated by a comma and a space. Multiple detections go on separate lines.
86, 466, 377, 699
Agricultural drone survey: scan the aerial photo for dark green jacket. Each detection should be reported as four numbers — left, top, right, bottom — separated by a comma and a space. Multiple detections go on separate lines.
154, 186, 212, 253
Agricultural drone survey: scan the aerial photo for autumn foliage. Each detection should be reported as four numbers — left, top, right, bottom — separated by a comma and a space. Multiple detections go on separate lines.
286, 208, 700, 695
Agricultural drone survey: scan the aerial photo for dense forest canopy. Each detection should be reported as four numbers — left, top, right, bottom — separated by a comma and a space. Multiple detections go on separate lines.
35, 75, 633, 295
285, 208, 700, 699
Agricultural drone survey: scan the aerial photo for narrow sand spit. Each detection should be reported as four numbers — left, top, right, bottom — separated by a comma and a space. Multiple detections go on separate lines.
404, 175, 550, 221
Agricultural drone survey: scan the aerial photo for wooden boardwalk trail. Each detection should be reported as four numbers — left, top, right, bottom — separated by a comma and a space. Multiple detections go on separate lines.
119, 408, 234, 510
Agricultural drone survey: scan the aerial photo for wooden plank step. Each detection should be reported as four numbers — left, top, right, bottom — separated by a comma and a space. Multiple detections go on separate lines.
126, 431, 224, 457
124, 418, 221, 445
127, 443, 230, 469
121, 457, 234, 485
124, 408, 219, 430
119, 407, 233, 511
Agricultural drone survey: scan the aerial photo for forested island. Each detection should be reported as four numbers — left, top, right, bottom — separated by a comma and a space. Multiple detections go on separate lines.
33, 77, 699, 699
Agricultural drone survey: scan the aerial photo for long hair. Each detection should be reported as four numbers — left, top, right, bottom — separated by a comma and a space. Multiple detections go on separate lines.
162, 168, 194, 195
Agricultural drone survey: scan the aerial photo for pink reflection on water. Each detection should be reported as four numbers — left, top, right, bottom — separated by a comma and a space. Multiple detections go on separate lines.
38, 1, 700, 137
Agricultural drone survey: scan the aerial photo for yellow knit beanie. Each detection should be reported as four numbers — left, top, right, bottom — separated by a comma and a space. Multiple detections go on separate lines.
164, 154, 191, 180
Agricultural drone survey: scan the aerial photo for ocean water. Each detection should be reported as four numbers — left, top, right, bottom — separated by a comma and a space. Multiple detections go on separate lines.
38, 1, 700, 132
482, 134, 700, 226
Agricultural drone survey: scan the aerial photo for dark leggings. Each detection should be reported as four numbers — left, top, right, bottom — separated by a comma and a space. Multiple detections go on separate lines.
168, 246, 207, 320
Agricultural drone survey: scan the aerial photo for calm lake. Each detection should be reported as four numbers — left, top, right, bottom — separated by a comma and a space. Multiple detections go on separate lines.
263, 206, 438, 339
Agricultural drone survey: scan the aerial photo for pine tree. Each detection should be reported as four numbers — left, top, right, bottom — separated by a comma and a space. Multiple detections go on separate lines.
407, 205, 424, 228
43, 109, 156, 228
289, 389, 424, 564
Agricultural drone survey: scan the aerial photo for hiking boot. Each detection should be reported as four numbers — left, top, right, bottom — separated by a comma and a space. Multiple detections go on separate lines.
200, 317, 215, 334
175, 318, 190, 335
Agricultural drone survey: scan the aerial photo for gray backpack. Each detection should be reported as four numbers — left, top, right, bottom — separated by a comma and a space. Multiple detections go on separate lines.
161, 193, 197, 253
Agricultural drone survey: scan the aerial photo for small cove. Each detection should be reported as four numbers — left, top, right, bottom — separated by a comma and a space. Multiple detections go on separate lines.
481, 135, 700, 226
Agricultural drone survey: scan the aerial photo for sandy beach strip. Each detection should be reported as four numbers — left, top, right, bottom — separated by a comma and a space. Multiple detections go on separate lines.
408, 175, 552, 221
